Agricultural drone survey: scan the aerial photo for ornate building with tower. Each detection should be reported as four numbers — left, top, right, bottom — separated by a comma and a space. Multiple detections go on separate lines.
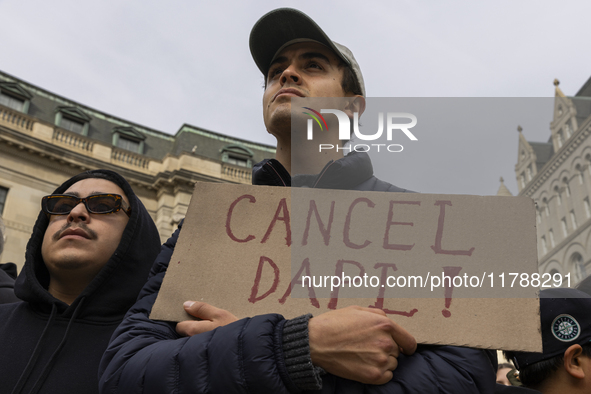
516, 77, 591, 285
0, 70, 274, 270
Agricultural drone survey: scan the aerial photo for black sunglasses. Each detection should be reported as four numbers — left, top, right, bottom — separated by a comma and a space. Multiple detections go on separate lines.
42, 194, 131, 217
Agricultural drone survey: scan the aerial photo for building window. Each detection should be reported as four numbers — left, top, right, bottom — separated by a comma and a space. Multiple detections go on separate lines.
117, 136, 141, 153
0, 92, 25, 112
220, 145, 254, 168
0, 186, 7, 215
55, 107, 91, 136
564, 123, 571, 138
227, 156, 248, 167
549, 229, 555, 247
549, 269, 563, 286
111, 126, 145, 154
561, 218, 568, 237
555, 187, 562, 206
550, 268, 568, 287
585, 198, 591, 219
0, 82, 32, 114
541, 236, 547, 255
571, 253, 586, 284
570, 210, 578, 229
60, 116, 85, 134
527, 165, 533, 181
564, 179, 571, 197
543, 198, 550, 217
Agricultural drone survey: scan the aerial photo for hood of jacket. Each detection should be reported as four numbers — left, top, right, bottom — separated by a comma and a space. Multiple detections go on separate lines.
14, 169, 161, 321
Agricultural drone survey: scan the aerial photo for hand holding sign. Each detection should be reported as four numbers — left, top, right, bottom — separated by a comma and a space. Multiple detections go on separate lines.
176, 301, 238, 337
309, 305, 417, 384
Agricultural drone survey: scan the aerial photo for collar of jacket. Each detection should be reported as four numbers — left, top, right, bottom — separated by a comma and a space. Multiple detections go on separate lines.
252, 151, 374, 189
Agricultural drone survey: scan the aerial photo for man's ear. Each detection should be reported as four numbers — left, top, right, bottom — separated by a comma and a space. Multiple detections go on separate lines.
564, 344, 586, 379
344, 95, 366, 119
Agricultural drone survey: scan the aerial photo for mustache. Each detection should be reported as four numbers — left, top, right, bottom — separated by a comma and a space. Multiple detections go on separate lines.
52, 222, 98, 241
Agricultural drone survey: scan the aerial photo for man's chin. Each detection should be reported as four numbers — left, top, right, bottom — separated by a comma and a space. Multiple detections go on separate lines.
266, 116, 293, 138
267, 109, 313, 136
54, 261, 87, 270
49, 254, 98, 271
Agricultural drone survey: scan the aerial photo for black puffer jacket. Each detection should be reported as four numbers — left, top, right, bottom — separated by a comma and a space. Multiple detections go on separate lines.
99, 154, 497, 393
0, 170, 161, 394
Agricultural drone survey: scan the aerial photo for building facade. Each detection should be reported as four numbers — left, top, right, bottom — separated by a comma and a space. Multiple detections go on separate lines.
0, 70, 275, 270
516, 77, 591, 285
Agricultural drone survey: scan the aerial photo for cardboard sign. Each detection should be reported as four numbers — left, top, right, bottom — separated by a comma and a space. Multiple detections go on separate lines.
151, 182, 542, 352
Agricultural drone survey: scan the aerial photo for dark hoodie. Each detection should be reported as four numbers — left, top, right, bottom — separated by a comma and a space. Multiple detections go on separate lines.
0, 263, 19, 304
0, 169, 161, 394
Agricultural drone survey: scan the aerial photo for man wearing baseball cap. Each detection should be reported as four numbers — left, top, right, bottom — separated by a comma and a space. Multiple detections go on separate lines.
100, 8, 496, 393
250, 8, 382, 181
249, 7, 496, 391
503, 288, 591, 394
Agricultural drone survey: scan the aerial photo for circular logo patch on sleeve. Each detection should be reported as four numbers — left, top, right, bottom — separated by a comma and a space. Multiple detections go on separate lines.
552, 314, 580, 342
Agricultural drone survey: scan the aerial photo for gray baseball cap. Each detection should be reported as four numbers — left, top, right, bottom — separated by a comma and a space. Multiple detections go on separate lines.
249, 8, 366, 96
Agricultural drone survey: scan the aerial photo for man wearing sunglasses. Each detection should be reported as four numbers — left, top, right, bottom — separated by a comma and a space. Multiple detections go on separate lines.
0, 169, 161, 394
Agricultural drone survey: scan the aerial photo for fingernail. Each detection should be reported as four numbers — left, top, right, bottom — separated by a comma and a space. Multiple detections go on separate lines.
184, 301, 194, 308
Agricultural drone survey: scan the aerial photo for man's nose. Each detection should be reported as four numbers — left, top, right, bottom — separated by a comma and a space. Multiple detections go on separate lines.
280, 65, 300, 85
67, 201, 89, 222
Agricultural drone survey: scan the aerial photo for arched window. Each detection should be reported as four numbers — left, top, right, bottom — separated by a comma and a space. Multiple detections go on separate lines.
571, 253, 587, 283
576, 164, 584, 185
549, 269, 562, 287
527, 165, 533, 181
564, 123, 571, 138
563, 177, 571, 197
542, 197, 550, 217
540, 236, 547, 255
554, 186, 562, 206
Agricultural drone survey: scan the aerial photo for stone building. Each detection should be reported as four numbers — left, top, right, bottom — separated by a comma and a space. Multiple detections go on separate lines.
0, 70, 274, 270
516, 77, 591, 285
